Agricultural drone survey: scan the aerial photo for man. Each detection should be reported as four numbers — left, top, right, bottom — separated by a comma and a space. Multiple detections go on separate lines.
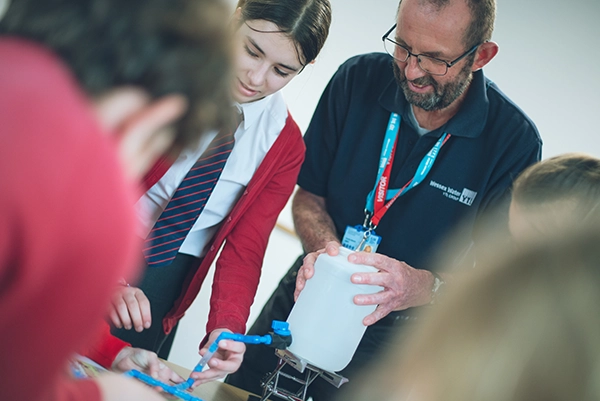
0, 0, 232, 399
226, 0, 542, 399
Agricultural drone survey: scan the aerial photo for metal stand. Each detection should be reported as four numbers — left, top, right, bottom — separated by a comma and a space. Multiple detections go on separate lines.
259, 349, 348, 401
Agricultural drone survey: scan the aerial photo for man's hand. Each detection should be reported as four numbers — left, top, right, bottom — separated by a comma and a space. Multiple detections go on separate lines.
111, 346, 184, 384
108, 285, 151, 332
348, 252, 435, 325
188, 329, 246, 388
294, 241, 341, 301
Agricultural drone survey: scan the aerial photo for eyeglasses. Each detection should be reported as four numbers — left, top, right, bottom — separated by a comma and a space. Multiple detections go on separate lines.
382, 24, 480, 76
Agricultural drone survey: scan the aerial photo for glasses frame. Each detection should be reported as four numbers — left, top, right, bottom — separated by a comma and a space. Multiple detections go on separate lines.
382, 23, 480, 76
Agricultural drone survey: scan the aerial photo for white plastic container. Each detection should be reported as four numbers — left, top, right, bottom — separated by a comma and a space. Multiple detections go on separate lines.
286, 247, 382, 372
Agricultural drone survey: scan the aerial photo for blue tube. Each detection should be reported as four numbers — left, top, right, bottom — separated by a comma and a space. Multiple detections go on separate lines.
125, 369, 204, 401
181, 332, 274, 389
127, 321, 291, 395
217, 332, 272, 345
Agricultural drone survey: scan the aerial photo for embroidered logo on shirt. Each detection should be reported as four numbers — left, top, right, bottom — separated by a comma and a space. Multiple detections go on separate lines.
429, 180, 478, 206
458, 188, 477, 206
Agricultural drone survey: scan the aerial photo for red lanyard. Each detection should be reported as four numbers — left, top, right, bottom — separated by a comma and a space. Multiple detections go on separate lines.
369, 133, 451, 228
372, 137, 397, 224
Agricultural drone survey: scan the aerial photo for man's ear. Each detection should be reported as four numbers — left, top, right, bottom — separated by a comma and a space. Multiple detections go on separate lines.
471, 41, 499, 71
94, 87, 187, 181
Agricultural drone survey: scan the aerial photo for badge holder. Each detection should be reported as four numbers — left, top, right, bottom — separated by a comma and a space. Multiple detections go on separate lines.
258, 349, 348, 401
341, 218, 382, 253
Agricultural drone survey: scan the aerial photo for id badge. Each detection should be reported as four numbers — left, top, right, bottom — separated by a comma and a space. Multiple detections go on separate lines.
341, 225, 382, 253
361, 232, 382, 253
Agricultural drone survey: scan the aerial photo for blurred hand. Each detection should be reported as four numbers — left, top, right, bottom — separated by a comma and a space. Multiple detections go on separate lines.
94, 88, 187, 180
188, 329, 246, 388
94, 370, 165, 401
294, 241, 341, 301
111, 346, 184, 385
108, 285, 151, 332
348, 252, 434, 325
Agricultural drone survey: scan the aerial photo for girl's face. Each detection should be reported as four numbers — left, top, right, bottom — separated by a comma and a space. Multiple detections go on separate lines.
232, 18, 304, 103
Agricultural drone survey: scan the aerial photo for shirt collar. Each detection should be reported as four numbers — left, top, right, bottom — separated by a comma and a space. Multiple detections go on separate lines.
237, 94, 273, 131
379, 68, 489, 138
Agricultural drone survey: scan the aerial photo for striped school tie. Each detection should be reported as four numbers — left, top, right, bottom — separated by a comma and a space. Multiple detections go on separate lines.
143, 127, 236, 267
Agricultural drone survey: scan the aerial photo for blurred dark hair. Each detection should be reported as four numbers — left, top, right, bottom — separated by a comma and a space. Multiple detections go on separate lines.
235, 0, 331, 66
0, 0, 234, 152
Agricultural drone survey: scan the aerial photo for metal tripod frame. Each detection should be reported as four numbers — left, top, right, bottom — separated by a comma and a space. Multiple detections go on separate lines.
259, 349, 348, 401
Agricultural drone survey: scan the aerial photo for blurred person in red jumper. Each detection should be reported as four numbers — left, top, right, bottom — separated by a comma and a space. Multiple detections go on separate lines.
0, 0, 232, 399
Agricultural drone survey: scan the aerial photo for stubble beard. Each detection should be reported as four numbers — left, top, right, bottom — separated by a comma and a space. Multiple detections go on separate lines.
393, 61, 473, 112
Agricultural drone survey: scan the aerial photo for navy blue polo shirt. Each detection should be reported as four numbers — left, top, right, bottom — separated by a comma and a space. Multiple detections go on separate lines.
298, 53, 542, 270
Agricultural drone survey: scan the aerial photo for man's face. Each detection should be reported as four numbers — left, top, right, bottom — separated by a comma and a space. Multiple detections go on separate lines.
393, 0, 476, 111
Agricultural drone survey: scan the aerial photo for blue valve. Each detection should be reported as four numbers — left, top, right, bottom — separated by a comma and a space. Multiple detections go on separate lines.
272, 320, 291, 336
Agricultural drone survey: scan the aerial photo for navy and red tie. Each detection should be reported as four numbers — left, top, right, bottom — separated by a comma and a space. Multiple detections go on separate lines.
143, 129, 235, 267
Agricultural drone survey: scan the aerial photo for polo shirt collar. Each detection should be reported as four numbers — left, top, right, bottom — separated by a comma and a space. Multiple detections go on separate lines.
379, 69, 489, 138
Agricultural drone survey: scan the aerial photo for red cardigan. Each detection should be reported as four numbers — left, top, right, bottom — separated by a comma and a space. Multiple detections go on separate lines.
86, 112, 305, 366
145, 113, 305, 341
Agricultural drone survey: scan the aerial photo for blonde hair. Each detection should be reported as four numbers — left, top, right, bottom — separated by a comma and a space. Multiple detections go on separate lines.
510, 153, 600, 237
342, 219, 600, 401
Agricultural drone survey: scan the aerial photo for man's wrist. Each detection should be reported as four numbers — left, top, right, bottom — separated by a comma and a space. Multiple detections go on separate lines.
429, 271, 445, 305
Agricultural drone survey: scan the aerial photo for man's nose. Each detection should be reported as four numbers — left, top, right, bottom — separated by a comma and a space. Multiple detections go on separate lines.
402, 55, 427, 81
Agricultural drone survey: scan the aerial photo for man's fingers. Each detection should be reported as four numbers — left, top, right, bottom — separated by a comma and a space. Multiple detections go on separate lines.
303, 265, 315, 280
362, 305, 390, 326
354, 289, 390, 306
348, 252, 399, 272
351, 271, 388, 286
324, 241, 341, 256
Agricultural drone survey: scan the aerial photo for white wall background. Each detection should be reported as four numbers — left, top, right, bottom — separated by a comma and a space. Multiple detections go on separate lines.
168, 0, 600, 370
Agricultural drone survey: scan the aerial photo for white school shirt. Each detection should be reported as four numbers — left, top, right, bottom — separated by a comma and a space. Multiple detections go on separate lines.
136, 91, 288, 257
